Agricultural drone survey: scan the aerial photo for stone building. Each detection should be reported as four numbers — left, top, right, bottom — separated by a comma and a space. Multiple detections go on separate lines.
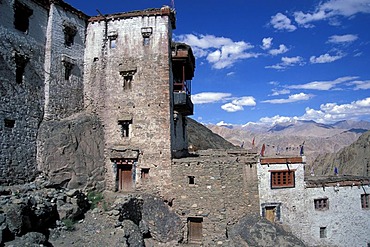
257, 156, 370, 247
172, 149, 259, 245
1, 0, 195, 194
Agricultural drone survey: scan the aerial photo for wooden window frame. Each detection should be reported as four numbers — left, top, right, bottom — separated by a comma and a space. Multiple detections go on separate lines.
270, 170, 295, 189
314, 198, 329, 210
361, 194, 369, 209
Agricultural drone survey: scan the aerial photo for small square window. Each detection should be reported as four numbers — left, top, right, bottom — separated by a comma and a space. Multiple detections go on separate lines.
141, 168, 150, 179
320, 227, 327, 238
4, 119, 15, 128
118, 120, 132, 137
14, 1, 33, 33
314, 198, 329, 210
110, 38, 117, 48
188, 176, 195, 185
361, 194, 369, 209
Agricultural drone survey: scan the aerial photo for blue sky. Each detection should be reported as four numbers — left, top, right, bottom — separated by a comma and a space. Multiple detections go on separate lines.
65, 0, 370, 126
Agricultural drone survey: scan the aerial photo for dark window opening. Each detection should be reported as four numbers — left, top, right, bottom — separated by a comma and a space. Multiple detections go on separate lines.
141, 168, 150, 179
314, 198, 329, 210
120, 70, 136, 90
270, 170, 295, 188
4, 119, 15, 128
361, 194, 369, 209
320, 227, 327, 238
188, 217, 202, 244
188, 176, 195, 185
118, 120, 132, 137
63, 23, 77, 47
141, 27, 152, 46
63, 62, 73, 80
13, 1, 33, 33
15, 53, 29, 84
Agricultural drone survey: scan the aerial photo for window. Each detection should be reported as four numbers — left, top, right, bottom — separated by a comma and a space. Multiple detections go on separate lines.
270, 170, 295, 188
108, 31, 118, 49
15, 53, 29, 84
4, 119, 15, 128
63, 61, 73, 80
188, 217, 202, 243
118, 120, 132, 137
141, 168, 150, 180
188, 176, 195, 185
361, 194, 369, 209
320, 227, 327, 238
314, 198, 329, 210
13, 1, 33, 33
141, 27, 152, 46
63, 22, 77, 47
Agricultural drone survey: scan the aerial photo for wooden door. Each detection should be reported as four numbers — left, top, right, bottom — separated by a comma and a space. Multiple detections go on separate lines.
118, 165, 132, 191
265, 207, 276, 223
188, 218, 202, 243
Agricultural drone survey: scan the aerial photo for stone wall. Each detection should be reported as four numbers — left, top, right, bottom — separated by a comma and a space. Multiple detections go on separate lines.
257, 156, 370, 247
171, 149, 259, 246
0, 0, 48, 184
83, 8, 177, 193
43, 2, 87, 120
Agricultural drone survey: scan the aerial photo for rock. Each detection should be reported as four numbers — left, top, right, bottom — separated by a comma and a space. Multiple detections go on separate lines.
37, 113, 105, 190
228, 214, 306, 247
119, 220, 144, 247
5, 232, 48, 247
141, 194, 183, 243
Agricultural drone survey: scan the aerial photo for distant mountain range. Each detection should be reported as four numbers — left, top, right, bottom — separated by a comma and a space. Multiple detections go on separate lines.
203, 119, 370, 171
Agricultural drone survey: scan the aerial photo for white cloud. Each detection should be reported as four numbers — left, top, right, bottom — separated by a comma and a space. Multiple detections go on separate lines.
287, 76, 358, 90
176, 34, 259, 69
191, 92, 231, 104
259, 115, 298, 125
301, 97, 370, 123
261, 37, 273, 50
258, 97, 370, 124
266, 56, 304, 70
221, 103, 244, 112
221, 96, 256, 112
310, 53, 344, 63
226, 72, 235, 76
270, 89, 291, 96
270, 13, 297, 32
349, 80, 370, 90
231, 96, 256, 106
294, 0, 370, 26
328, 34, 359, 43
269, 44, 289, 56
216, 121, 234, 126
262, 93, 313, 104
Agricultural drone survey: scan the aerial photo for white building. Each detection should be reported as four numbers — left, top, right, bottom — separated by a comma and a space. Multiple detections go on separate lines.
257, 156, 370, 247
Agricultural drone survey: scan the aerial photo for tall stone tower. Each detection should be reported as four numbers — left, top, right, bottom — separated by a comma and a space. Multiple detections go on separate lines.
83, 7, 195, 193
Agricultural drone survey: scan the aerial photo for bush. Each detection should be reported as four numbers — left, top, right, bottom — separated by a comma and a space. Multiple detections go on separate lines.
87, 191, 104, 209
62, 218, 75, 231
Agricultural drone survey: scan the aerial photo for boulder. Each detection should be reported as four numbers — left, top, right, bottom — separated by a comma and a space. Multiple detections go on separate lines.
228, 214, 306, 247
37, 113, 105, 190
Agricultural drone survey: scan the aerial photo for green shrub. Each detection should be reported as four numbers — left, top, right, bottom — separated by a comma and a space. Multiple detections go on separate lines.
62, 218, 75, 231
87, 191, 104, 209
